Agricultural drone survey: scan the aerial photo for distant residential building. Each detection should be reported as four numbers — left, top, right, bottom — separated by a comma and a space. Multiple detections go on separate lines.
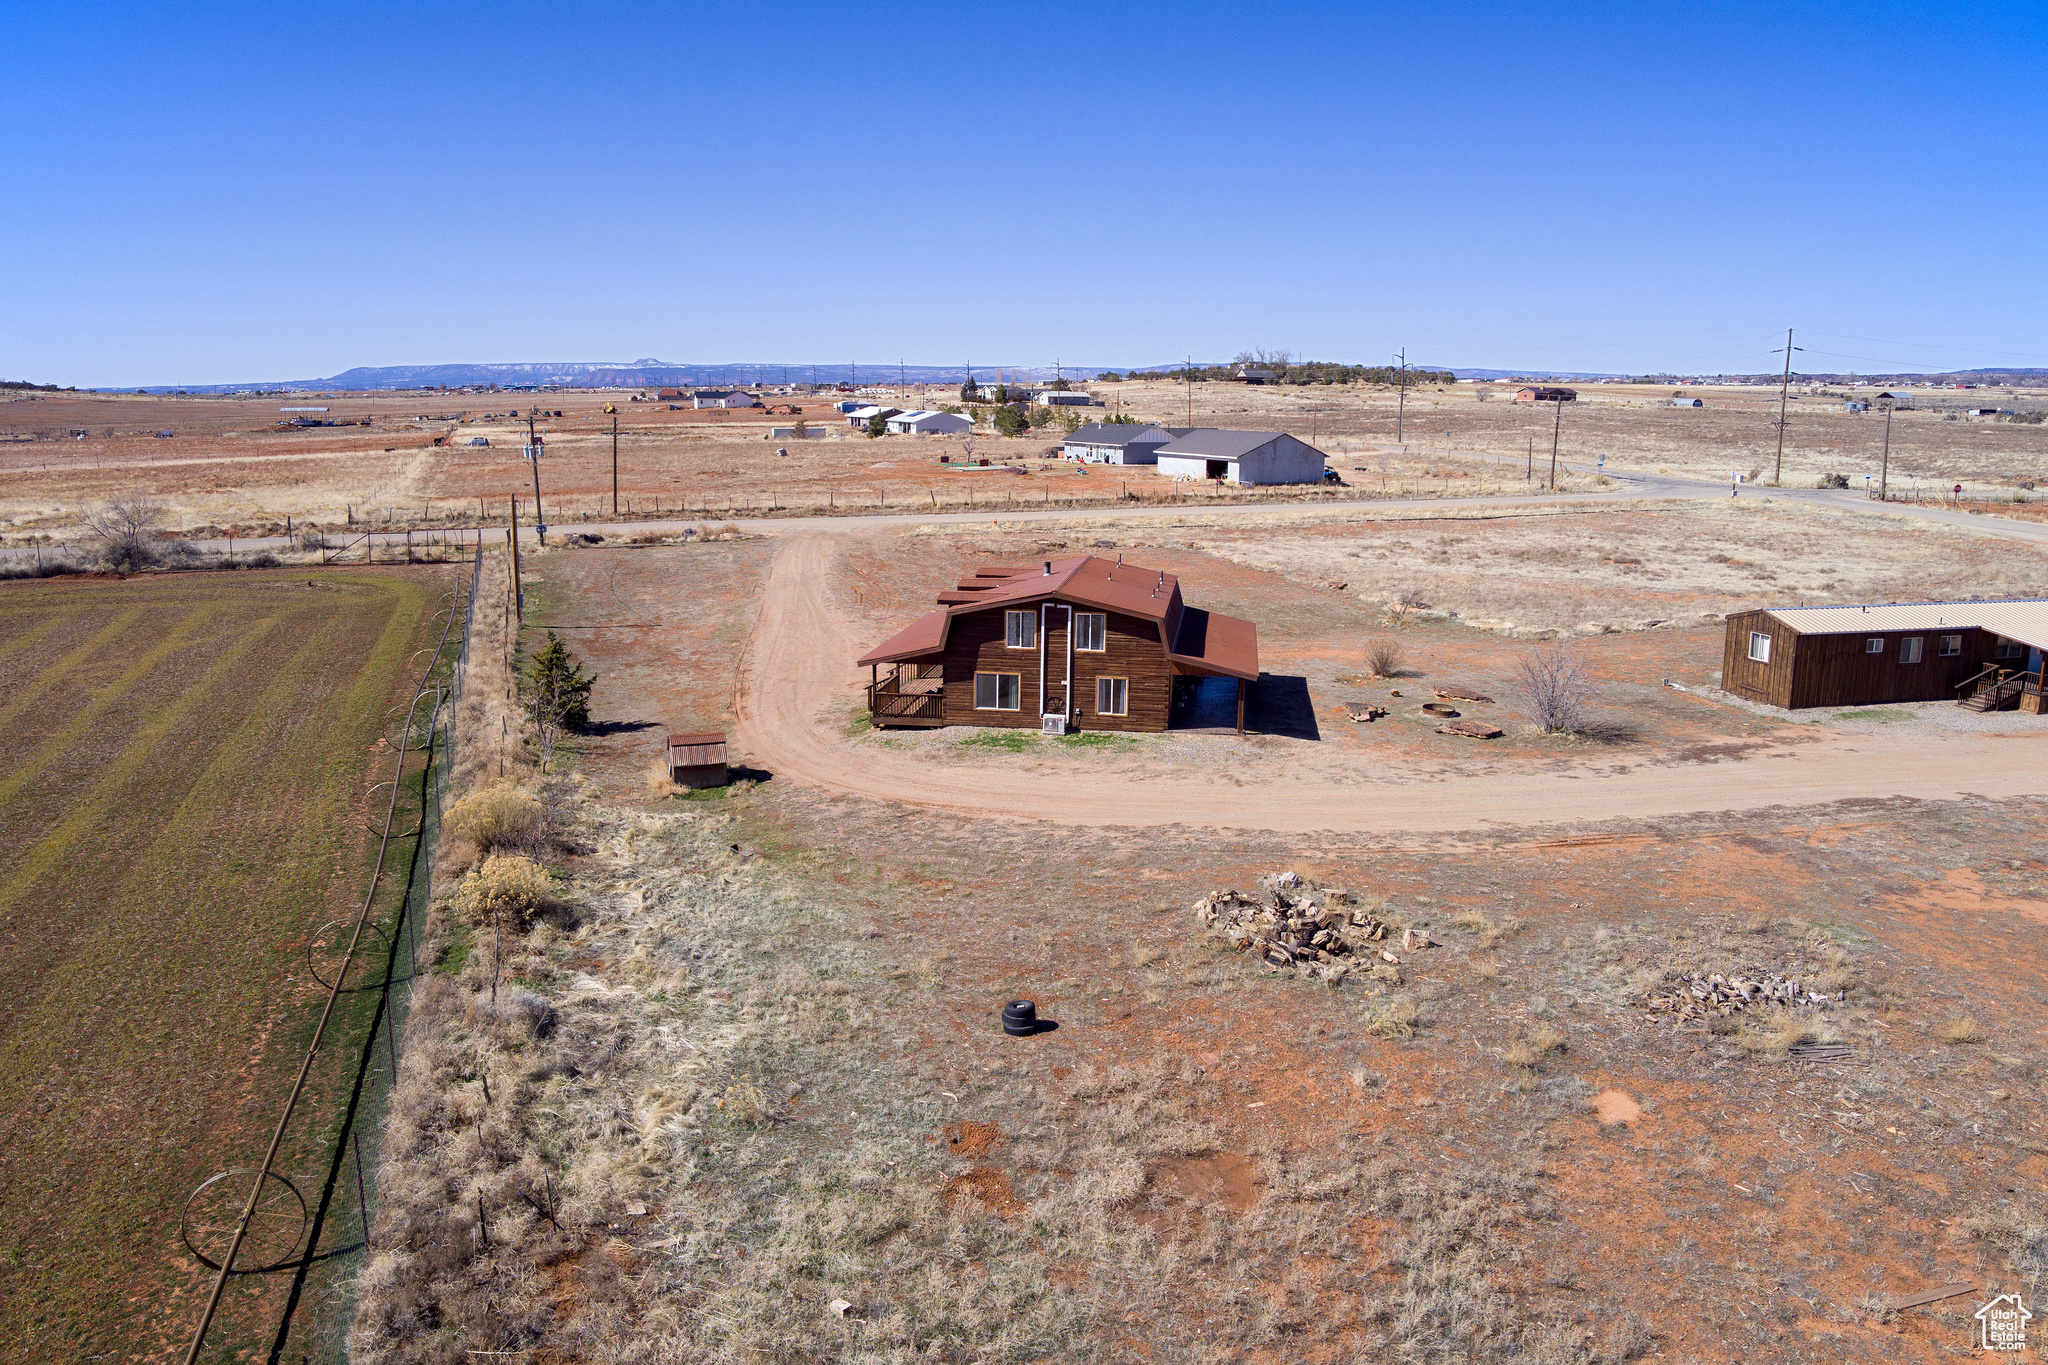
693, 391, 761, 409
886, 410, 974, 435
1152, 429, 1326, 485
1043, 391, 1095, 406
847, 405, 903, 428
1062, 423, 1181, 465
1514, 386, 1578, 403
1235, 368, 1277, 383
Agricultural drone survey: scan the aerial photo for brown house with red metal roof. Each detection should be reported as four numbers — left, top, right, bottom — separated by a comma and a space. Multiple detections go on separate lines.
857, 555, 1259, 734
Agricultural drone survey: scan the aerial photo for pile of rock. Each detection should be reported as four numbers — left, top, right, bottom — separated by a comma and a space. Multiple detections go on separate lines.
1193, 873, 1405, 980
1640, 971, 1838, 1024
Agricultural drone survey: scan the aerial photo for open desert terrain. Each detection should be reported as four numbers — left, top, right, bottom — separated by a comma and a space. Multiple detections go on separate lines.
9, 377, 2048, 1364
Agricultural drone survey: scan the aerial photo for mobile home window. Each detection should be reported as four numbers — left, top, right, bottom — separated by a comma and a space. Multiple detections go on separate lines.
1996, 639, 2025, 660
1865, 638, 1885, 654
1004, 610, 1036, 649
1095, 676, 1128, 716
1075, 612, 1107, 651
974, 672, 1020, 710
1940, 634, 1962, 657
1747, 631, 1772, 663
1899, 636, 1924, 664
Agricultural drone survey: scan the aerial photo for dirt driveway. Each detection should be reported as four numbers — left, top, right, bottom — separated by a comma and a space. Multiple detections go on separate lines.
735, 534, 2048, 834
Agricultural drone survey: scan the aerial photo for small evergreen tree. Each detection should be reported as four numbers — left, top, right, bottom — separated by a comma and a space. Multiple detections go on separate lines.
960, 377, 981, 402
865, 411, 888, 437
992, 404, 1027, 436
526, 630, 596, 731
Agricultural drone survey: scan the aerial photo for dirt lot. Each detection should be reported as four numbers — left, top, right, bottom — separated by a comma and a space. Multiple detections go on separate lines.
0, 566, 449, 1361
352, 520, 2048, 1363
6, 380, 2043, 546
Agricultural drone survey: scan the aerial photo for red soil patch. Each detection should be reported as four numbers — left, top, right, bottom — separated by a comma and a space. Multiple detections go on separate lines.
1148, 1152, 1261, 1212
939, 1120, 1005, 1158
943, 1168, 1025, 1218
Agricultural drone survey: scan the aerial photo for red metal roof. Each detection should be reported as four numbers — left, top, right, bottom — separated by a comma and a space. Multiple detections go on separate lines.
667, 732, 727, 766
856, 556, 1258, 680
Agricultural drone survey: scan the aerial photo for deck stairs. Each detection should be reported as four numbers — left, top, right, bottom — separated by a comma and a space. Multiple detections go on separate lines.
1958, 670, 2036, 712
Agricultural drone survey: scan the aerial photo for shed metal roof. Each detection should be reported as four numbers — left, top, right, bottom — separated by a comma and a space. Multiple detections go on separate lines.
667, 732, 728, 766
1066, 423, 1174, 447
1153, 429, 1286, 459
1763, 599, 2048, 650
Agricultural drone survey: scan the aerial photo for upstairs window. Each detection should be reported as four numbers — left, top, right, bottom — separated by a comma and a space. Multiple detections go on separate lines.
1005, 610, 1036, 649
1747, 631, 1772, 663
1866, 638, 1886, 654
1940, 634, 1963, 657
1075, 612, 1107, 651
1899, 636, 1924, 664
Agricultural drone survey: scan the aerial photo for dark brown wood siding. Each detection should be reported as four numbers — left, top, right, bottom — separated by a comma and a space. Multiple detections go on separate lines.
938, 600, 1176, 730
1721, 610, 1797, 708
941, 605, 1042, 729
1072, 607, 1174, 733
1784, 627, 2000, 708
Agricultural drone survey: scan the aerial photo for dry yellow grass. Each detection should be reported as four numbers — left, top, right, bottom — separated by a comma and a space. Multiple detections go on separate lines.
1736, 1008, 1814, 1058
1941, 1015, 1986, 1044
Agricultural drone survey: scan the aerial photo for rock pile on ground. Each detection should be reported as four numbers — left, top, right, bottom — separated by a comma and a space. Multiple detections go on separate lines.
1640, 971, 1838, 1023
1193, 872, 1400, 980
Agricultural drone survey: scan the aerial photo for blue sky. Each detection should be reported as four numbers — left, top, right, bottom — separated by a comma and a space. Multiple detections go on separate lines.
7, 1, 2045, 385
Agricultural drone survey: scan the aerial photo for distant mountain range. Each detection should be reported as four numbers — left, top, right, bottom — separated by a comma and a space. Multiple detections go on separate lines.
107, 359, 2048, 393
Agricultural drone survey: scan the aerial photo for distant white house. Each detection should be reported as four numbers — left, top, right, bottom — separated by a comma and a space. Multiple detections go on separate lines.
1063, 423, 1180, 464
1043, 391, 1095, 407
1153, 429, 1326, 484
885, 409, 974, 435
847, 405, 903, 428
693, 391, 761, 409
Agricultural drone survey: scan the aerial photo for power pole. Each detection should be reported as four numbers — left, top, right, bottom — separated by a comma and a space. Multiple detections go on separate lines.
1548, 396, 1563, 489
1880, 393, 1895, 500
1772, 327, 1801, 485
610, 412, 619, 517
1394, 348, 1408, 444
1526, 435, 1533, 482
899, 358, 905, 398
1186, 355, 1193, 426
509, 496, 523, 619
525, 413, 547, 545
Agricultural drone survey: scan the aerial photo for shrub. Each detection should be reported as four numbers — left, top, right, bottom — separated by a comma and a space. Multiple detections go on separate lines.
1516, 646, 1595, 734
1364, 637, 1403, 678
525, 631, 596, 731
1941, 1015, 1985, 1044
1818, 472, 1850, 489
456, 854, 554, 932
991, 404, 1027, 436
82, 495, 166, 573
444, 783, 541, 858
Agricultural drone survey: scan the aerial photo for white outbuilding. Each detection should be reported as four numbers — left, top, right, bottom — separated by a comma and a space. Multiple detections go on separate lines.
1152, 429, 1326, 485
884, 410, 974, 435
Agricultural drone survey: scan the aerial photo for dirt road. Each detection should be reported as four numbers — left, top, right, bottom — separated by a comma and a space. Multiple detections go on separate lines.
735, 534, 2048, 834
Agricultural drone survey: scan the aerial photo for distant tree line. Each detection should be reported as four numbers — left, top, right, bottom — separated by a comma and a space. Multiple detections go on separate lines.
1, 380, 74, 392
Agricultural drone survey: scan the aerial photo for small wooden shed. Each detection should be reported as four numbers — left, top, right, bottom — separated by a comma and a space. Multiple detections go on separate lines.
666, 731, 729, 788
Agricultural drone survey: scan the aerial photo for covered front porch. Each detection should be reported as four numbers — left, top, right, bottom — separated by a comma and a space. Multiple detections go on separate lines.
866, 660, 946, 727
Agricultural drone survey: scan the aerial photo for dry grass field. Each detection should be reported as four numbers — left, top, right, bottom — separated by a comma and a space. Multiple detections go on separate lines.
0, 567, 448, 1361
350, 524, 2048, 1363
5, 379, 2043, 547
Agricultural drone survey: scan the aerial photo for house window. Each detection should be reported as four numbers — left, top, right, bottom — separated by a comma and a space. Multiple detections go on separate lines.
974, 672, 1021, 710
1866, 638, 1885, 654
1996, 639, 2025, 660
1004, 610, 1036, 649
1075, 612, 1107, 651
1747, 631, 1772, 663
1096, 676, 1128, 716
1899, 636, 1924, 664
1940, 634, 1963, 657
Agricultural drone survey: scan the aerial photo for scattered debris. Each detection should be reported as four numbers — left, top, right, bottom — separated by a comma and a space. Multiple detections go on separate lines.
1437, 720, 1503, 739
829, 1298, 856, 1317
1434, 686, 1495, 703
1317, 579, 1348, 592
1421, 702, 1460, 717
1343, 701, 1390, 722
1639, 972, 1839, 1024
1192, 874, 1389, 980
1387, 689, 1404, 698
1401, 927, 1434, 951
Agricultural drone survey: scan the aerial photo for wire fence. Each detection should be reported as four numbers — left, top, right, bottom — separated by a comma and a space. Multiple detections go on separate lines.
180, 542, 481, 1364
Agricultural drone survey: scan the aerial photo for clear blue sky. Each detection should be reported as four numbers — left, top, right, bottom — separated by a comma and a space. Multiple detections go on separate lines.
7, 1, 2045, 385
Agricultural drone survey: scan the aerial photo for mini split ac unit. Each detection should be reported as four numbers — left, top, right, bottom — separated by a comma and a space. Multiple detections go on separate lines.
1040, 714, 1067, 736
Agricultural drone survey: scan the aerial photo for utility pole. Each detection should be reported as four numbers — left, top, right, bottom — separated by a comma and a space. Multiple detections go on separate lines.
1548, 395, 1563, 489
524, 413, 547, 545
509, 496, 523, 619
1394, 348, 1408, 444
1526, 435, 1533, 483
1186, 355, 1193, 426
610, 412, 619, 517
1772, 327, 1801, 485
1880, 393, 1895, 500
900, 358, 905, 398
